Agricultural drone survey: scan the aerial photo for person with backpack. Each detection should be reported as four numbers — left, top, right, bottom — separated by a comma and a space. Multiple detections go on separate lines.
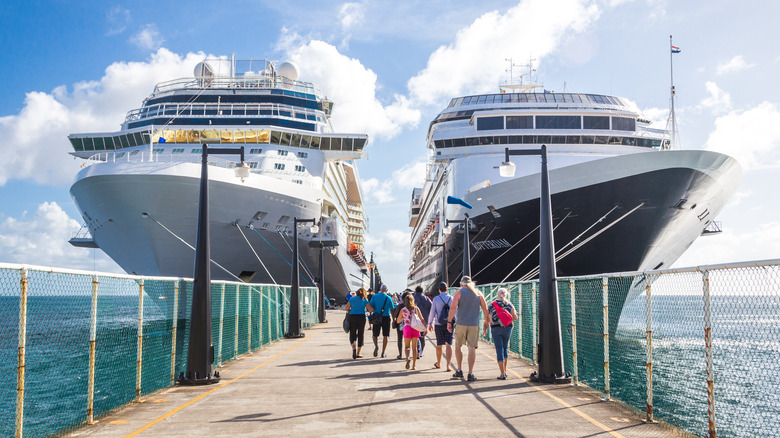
412, 286, 432, 358
395, 293, 427, 370
427, 282, 453, 371
488, 287, 519, 380
367, 284, 393, 358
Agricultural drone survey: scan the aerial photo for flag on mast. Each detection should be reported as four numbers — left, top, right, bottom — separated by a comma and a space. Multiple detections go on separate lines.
671, 45, 681, 53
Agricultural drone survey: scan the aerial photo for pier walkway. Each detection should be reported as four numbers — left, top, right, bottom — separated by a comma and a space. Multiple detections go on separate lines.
68, 311, 677, 438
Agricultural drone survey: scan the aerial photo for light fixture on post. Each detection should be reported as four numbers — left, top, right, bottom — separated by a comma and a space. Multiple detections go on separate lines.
500, 145, 570, 384
444, 195, 473, 280
179, 144, 248, 386
286, 217, 316, 338
309, 222, 338, 324
369, 253, 376, 292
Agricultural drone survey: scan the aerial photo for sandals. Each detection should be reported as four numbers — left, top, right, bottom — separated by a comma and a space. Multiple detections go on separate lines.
405, 358, 411, 369
433, 363, 440, 369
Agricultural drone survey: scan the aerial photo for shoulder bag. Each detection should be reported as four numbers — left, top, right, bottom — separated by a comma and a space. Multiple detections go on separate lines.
369, 295, 389, 326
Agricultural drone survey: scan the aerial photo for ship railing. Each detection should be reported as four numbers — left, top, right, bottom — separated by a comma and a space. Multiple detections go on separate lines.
81, 151, 245, 170
1, 262, 321, 437
125, 101, 322, 123
471, 257, 780, 438
151, 76, 321, 97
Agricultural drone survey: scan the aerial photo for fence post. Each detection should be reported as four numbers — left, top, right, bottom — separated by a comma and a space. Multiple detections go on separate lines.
570, 279, 578, 386
643, 275, 655, 422
703, 270, 717, 438
87, 275, 99, 424
136, 279, 145, 401
16, 268, 28, 438
602, 276, 610, 401
248, 286, 252, 351
517, 284, 523, 359
170, 280, 180, 386
532, 281, 538, 365
234, 284, 240, 357
217, 284, 225, 365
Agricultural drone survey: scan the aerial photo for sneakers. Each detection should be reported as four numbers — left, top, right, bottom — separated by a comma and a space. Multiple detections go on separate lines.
381, 353, 387, 358
452, 370, 464, 378
497, 374, 507, 380
373, 346, 379, 357
467, 373, 477, 382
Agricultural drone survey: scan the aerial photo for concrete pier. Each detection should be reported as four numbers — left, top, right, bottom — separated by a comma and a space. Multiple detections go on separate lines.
68, 311, 678, 437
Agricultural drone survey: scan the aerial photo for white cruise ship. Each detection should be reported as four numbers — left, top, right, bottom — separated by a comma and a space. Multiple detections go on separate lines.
408, 86, 742, 299
68, 57, 371, 298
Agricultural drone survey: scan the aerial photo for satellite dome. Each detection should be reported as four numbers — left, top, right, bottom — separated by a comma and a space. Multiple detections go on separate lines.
277, 61, 300, 80
194, 59, 231, 78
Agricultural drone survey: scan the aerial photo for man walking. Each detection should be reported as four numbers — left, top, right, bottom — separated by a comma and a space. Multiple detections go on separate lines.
367, 284, 394, 358
412, 286, 432, 358
446, 276, 489, 382
427, 282, 453, 371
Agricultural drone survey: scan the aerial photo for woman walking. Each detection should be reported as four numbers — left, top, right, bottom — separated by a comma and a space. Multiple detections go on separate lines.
488, 287, 518, 379
345, 287, 369, 359
395, 293, 426, 370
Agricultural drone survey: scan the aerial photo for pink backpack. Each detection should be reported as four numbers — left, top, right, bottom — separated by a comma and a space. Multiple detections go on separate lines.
492, 301, 513, 327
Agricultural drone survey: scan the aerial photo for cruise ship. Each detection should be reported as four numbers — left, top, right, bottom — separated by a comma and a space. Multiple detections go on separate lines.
407, 84, 742, 297
68, 57, 371, 298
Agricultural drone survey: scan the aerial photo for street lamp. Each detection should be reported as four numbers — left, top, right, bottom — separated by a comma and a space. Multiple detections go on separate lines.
500, 145, 570, 384
431, 242, 448, 288
369, 253, 376, 292
179, 144, 249, 385
445, 195, 473, 280
309, 234, 338, 324
286, 217, 317, 338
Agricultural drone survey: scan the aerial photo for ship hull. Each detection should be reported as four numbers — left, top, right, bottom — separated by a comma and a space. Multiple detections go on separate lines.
408, 150, 742, 293
70, 161, 365, 300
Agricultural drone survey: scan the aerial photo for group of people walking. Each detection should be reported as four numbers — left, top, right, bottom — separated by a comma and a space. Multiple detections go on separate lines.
344, 276, 518, 381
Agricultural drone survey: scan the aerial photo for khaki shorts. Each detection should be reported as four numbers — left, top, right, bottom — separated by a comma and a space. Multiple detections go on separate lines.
454, 325, 479, 349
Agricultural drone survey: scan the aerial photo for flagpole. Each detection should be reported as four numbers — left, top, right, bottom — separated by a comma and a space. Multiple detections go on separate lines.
669, 35, 678, 150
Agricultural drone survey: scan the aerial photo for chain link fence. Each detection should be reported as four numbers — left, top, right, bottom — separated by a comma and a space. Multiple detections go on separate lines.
1, 263, 320, 437
475, 259, 780, 438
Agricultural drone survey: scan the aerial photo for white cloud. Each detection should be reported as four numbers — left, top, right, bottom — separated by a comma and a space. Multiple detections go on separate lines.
280, 38, 420, 139
360, 159, 426, 204
0, 49, 206, 186
406, 0, 600, 107
674, 221, 780, 269
704, 102, 780, 170
0, 202, 122, 272
699, 81, 731, 114
106, 6, 131, 35
365, 228, 410, 289
339, 2, 364, 30
716, 55, 754, 76
129, 24, 165, 50
362, 178, 394, 203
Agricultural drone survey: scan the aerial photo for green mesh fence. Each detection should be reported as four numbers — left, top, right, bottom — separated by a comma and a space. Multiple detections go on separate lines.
0, 264, 321, 437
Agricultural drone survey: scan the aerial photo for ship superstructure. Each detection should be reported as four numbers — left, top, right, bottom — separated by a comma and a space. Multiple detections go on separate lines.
69, 57, 371, 297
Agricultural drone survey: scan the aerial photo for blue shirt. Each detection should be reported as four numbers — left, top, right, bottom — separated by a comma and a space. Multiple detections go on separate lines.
427, 292, 453, 326
348, 296, 368, 315
369, 293, 393, 316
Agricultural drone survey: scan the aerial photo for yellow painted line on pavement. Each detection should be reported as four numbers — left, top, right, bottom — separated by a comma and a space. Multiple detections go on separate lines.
478, 348, 625, 438
124, 323, 328, 438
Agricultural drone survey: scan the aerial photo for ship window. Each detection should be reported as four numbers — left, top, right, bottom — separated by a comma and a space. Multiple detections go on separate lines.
248, 162, 259, 168
536, 116, 581, 129
153, 148, 164, 153
113, 136, 123, 149
581, 136, 594, 144
354, 138, 366, 151
507, 135, 522, 144
83, 137, 95, 151
479, 136, 494, 145
298, 152, 308, 158
434, 140, 444, 148
608, 136, 622, 145
277, 150, 288, 156
295, 165, 306, 172
300, 135, 311, 148
443, 139, 453, 148
320, 137, 331, 150
133, 132, 145, 146
522, 135, 536, 144
465, 137, 479, 146
192, 148, 202, 154
130, 150, 139, 155
536, 135, 551, 144
274, 163, 285, 170
584, 116, 609, 130
594, 136, 609, 144
310, 136, 321, 149
123, 134, 135, 147
270, 131, 281, 144
290, 133, 301, 147
622, 137, 636, 146
506, 116, 533, 129
342, 138, 353, 150
70, 138, 84, 151
476, 116, 504, 131
116, 152, 125, 158
477, 96, 487, 104
104, 137, 115, 150
551, 136, 566, 144
172, 148, 185, 153
566, 136, 581, 144
280, 132, 292, 146
612, 117, 636, 131
453, 138, 466, 147
293, 180, 303, 185
250, 148, 262, 154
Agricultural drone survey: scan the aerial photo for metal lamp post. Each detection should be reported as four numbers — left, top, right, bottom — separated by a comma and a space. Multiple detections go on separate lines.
286, 217, 317, 338
369, 253, 376, 292
309, 238, 338, 324
444, 195, 473, 280
431, 243, 448, 287
499, 145, 570, 384
179, 144, 249, 385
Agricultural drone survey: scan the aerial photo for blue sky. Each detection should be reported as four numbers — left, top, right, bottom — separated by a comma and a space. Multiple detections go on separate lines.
1, 0, 779, 289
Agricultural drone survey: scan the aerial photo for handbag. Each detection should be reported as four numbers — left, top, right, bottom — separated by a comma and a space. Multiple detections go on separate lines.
342, 312, 350, 333
369, 295, 389, 326
492, 301, 513, 327
410, 309, 427, 332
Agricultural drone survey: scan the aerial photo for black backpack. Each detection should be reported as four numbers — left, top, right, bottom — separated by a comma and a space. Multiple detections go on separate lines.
437, 294, 452, 325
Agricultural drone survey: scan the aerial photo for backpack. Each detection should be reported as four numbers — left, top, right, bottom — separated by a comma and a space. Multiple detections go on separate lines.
493, 301, 513, 327
436, 294, 452, 326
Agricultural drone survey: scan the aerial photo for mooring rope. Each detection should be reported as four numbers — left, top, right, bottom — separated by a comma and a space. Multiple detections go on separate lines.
276, 231, 317, 287
500, 212, 572, 283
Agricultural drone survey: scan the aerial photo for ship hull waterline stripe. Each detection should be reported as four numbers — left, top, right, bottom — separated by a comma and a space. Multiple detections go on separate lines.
123, 324, 328, 438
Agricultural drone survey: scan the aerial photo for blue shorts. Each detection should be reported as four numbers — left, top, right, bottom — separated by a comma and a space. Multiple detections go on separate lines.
434, 324, 453, 345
